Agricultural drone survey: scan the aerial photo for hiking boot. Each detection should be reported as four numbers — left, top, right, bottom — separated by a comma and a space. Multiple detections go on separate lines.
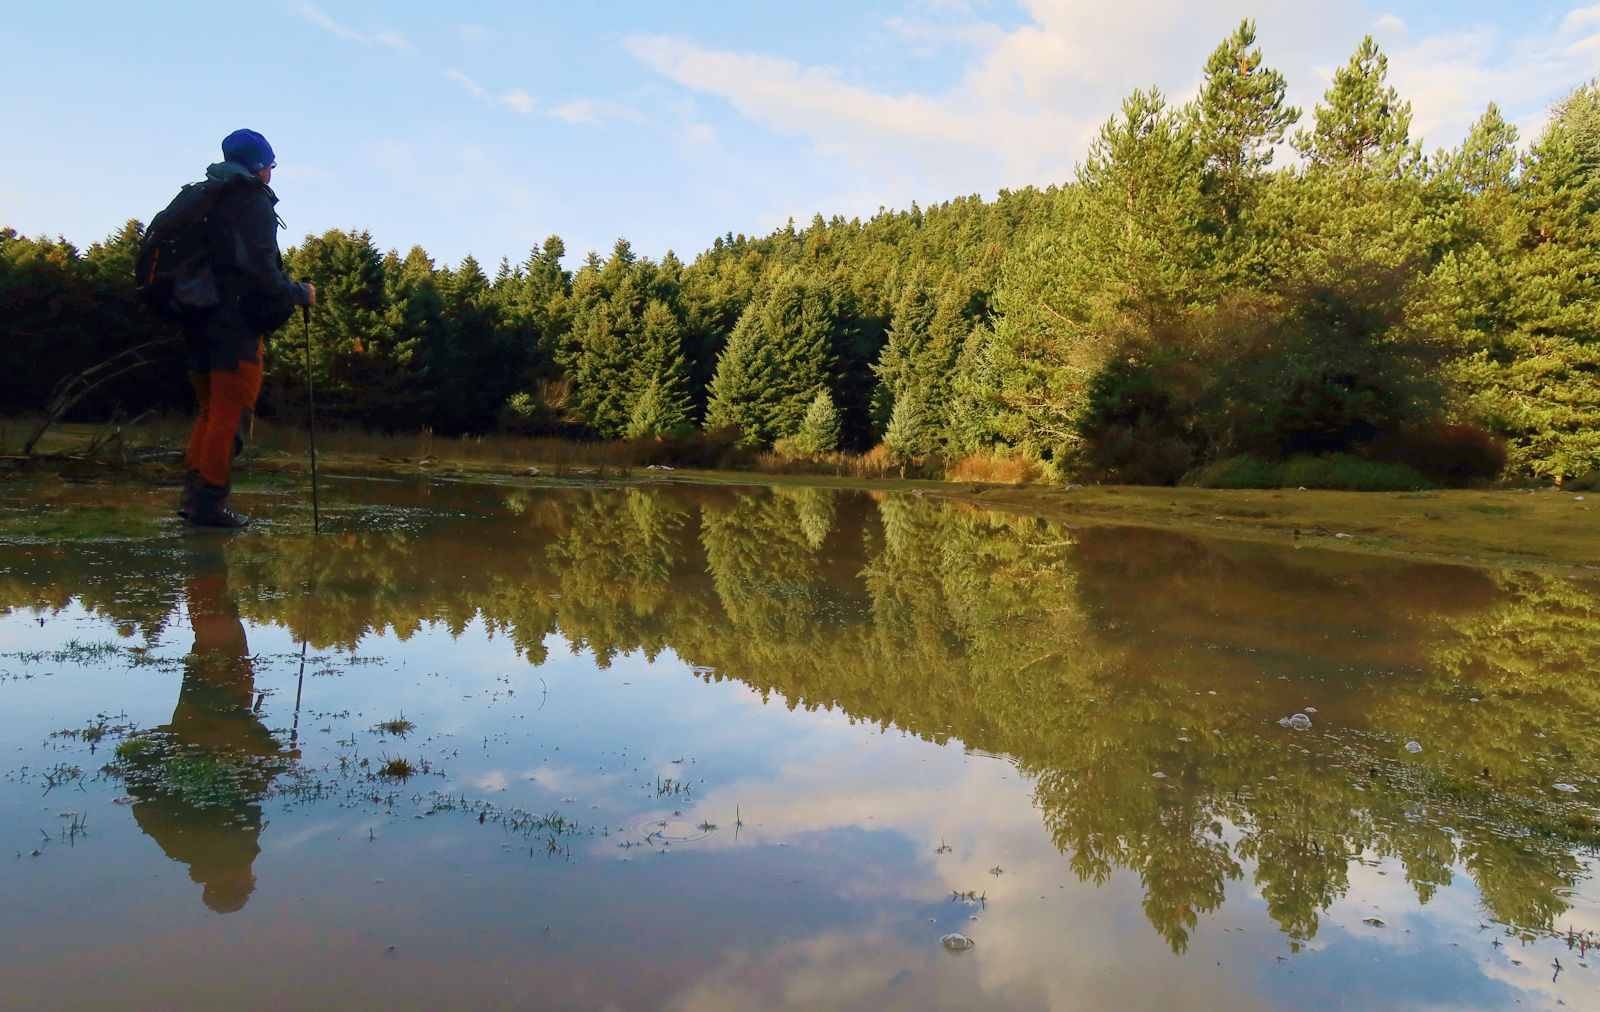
187, 483, 249, 528
175, 469, 200, 520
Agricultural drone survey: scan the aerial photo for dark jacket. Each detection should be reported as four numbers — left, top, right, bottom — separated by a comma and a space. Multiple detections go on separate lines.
186, 161, 310, 371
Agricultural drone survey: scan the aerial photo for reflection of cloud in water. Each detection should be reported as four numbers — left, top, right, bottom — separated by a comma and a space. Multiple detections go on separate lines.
472, 770, 509, 791
657, 735, 1285, 1007
661, 905, 1279, 1011
521, 763, 609, 798
657, 730, 1591, 1009
694, 739, 1038, 850
266, 823, 340, 851
1468, 857, 1600, 1008
662, 926, 991, 1012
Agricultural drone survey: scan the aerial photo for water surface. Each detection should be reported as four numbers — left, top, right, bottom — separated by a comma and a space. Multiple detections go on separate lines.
2, 479, 1597, 1010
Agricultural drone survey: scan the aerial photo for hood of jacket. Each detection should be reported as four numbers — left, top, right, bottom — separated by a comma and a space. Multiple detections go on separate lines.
205, 161, 277, 203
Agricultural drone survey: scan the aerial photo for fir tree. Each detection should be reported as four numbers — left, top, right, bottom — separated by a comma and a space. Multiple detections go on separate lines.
791, 389, 841, 454
704, 272, 836, 446
985, 88, 1205, 464
884, 390, 935, 458
624, 299, 692, 437
625, 378, 689, 439
704, 305, 773, 444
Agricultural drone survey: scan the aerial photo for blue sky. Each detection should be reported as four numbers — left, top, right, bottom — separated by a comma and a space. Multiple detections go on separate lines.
4, 2, 1597, 271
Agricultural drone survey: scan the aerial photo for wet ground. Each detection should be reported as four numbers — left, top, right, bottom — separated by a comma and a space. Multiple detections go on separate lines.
2, 478, 1598, 1010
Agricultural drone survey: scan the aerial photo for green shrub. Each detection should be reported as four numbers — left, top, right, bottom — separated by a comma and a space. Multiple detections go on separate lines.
1182, 454, 1435, 491
1181, 455, 1280, 489
1369, 423, 1506, 486
1278, 454, 1435, 491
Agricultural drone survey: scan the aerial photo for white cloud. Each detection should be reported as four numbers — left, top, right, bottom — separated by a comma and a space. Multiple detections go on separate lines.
293, 3, 414, 54
623, 1, 1600, 211
447, 71, 537, 116
292, 1, 365, 43
551, 100, 603, 126
500, 88, 536, 115
445, 69, 488, 100
885, 1, 1005, 57
1385, 12, 1600, 148
623, 34, 1047, 194
550, 98, 648, 127
457, 23, 492, 42
1563, 3, 1600, 30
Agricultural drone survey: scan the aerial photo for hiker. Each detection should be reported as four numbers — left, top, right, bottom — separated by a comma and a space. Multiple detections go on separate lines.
178, 128, 316, 527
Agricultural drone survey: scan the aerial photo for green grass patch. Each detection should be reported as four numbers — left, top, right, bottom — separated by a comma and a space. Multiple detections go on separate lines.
0, 505, 157, 542
1182, 454, 1436, 492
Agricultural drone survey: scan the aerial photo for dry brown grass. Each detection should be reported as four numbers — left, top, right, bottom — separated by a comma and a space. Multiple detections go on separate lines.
251, 422, 967, 482
948, 452, 1043, 485
750, 443, 951, 480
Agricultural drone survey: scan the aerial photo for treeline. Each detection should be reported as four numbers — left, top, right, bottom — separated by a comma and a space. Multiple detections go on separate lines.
4, 21, 1598, 482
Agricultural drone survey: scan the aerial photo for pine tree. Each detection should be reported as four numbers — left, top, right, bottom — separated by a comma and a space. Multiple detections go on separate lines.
1450, 86, 1600, 478
624, 299, 692, 437
944, 329, 1003, 456
625, 378, 689, 439
1192, 20, 1298, 230
884, 390, 934, 458
703, 305, 773, 444
791, 389, 841, 454
704, 272, 836, 446
1294, 36, 1417, 176
872, 282, 935, 428
985, 88, 1205, 465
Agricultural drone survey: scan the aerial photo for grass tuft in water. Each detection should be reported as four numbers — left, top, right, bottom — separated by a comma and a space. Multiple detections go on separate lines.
378, 756, 416, 780
375, 715, 416, 738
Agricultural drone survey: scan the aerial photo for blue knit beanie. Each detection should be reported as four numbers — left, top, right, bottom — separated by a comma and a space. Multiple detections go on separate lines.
221, 129, 275, 173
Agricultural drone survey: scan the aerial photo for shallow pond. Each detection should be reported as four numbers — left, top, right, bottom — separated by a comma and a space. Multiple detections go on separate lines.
2, 479, 1598, 1010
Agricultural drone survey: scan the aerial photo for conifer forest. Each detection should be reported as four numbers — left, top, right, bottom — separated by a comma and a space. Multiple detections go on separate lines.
5, 25, 1598, 485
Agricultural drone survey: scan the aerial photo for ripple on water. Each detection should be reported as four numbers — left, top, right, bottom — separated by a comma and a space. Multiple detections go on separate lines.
616, 811, 721, 850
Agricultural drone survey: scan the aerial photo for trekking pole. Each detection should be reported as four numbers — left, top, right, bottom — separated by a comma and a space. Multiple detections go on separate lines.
300, 279, 320, 534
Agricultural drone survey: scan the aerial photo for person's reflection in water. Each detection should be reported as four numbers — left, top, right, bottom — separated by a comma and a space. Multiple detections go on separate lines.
121, 542, 297, 913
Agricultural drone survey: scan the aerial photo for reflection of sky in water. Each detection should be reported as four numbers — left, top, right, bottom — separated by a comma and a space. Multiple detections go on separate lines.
2, 483, 1599, 1009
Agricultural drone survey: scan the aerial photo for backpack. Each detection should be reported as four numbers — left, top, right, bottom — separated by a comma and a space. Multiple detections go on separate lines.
134, 179, 238, 321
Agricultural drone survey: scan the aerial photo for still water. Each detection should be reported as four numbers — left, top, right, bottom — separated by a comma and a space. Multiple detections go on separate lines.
2, 479, 1597, 1010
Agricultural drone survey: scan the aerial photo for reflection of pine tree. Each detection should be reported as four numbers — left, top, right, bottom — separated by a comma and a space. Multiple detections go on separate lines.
777, 486, 836, 550
700, 492, 822, 642
545, 490, 694, 667
20, 483, 1600, 953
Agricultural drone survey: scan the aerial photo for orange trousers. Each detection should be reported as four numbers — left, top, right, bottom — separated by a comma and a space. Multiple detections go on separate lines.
186, 352, 264, 488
